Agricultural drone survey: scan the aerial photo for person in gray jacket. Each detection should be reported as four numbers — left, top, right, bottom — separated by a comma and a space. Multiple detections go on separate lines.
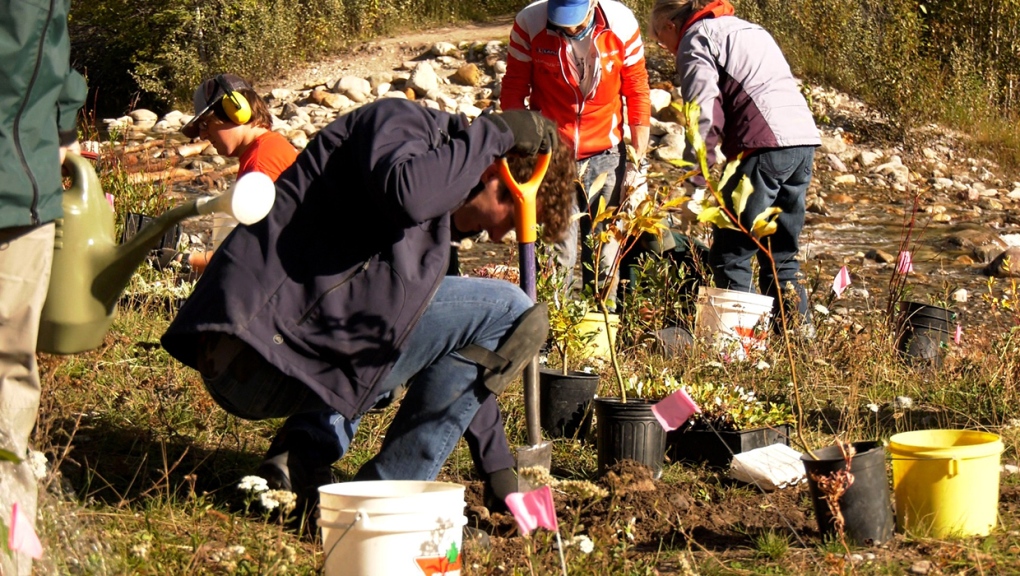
651, 0, 820, 323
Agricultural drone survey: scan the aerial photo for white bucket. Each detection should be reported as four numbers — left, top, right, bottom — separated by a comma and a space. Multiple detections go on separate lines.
695, 286, 773, 358
318, 481, 467, 576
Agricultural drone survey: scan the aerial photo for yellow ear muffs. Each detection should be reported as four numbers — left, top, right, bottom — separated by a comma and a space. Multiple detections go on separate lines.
214, 75, 252, 125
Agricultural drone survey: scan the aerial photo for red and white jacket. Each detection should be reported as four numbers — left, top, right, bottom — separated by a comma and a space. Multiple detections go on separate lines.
501, 0, 650, 160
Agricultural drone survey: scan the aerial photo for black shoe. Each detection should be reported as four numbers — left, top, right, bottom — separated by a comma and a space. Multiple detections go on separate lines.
256, 448, 333, 515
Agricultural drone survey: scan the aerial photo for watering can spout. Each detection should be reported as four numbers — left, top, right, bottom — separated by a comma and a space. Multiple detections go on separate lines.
37, 153, 275, 354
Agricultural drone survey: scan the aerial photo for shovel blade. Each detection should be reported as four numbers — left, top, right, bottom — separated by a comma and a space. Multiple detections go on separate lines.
515, 441, 552, 493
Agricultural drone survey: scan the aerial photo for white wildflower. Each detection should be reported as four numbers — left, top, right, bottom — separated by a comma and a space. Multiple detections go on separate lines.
867, 403, 880, 413
755, 360, 770, 371
237, 475, 269, 493
568, 535, 594, 554
265, 489, 297, 513
581, 365, 595, 374
259, 491, 280, 510
27, 450, 48, 480
130, 543, 149, 559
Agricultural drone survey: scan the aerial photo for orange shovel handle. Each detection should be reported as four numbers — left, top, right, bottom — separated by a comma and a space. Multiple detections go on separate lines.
497, 153, 551, 244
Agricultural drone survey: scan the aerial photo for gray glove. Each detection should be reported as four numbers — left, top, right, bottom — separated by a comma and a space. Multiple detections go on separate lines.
482, 110, 558, 156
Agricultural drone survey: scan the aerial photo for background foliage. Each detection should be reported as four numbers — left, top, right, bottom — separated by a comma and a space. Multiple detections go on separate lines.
71, 0, 1020, 162
68, 0, 520, 116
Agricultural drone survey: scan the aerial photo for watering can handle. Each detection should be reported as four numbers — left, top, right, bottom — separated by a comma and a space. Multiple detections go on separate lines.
497, 153, 550, 244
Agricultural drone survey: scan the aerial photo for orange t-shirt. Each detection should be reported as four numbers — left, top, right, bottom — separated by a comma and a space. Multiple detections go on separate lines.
238, 131, 298, 180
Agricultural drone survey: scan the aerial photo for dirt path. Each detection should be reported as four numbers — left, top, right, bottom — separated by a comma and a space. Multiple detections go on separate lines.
257, 17, 515, 92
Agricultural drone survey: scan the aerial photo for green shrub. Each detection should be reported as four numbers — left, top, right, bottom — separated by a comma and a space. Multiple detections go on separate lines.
69, 0, 516, 117
735, 0, 1020, 166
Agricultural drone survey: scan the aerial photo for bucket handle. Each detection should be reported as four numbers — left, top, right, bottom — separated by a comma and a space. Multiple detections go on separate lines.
889, 453, 1002, 477
322, 509, 367, 562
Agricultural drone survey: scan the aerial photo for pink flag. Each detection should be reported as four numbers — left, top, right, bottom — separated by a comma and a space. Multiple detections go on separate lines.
832, 266, 851, 298
104, 193, 115, 209
954, 324, 962, 344
896, 251, 914, 274
504, 485, 558, 536
9, 503, 42, 559
652, 388, 701, 432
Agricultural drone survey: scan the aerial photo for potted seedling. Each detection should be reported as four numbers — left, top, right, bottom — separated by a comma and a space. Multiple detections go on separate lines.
535, 244, 601, 439
677, 101, 894, 546
586, 151, 687, 477
665, 380, 794, 469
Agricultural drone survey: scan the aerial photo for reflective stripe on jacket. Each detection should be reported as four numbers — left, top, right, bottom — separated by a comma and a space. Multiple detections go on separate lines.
502, 0, 650, 159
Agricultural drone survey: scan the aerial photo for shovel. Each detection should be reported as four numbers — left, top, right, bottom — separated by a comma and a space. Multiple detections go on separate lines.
497, 153, 552, 492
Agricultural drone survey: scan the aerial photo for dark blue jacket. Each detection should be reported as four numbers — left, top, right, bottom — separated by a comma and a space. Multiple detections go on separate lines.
162, 100, 514, 419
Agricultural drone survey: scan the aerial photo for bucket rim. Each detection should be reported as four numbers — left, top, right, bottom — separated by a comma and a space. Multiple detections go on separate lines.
800, 440, 884, 464
318, 480, 466, 499
888, 429, 1003, 459
698, 286, 775, 307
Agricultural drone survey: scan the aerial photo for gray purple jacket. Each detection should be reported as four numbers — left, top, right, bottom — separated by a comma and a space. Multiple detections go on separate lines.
676, 15, 819, 168
162, 100, 514, 420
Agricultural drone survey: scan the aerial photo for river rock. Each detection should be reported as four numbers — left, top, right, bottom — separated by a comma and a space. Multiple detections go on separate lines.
819, 133, 847, 155
649, 118, 681, 137
857, 150, 881, 167
269, 88, 293, 102
452, 63, 483, 87
985, 247, 1020, 277
381, 90, 408, 99
866, 249, 895, 264
648, 89, 672, 116
431, 42, 459, 57
979, 197, 1005, 211
367, 72, 393, 90
408, 62, 440, 96
653, 133, 686, 162
334, 76, 371, 99
832, 175, 857, 186
827, 153, 847, 172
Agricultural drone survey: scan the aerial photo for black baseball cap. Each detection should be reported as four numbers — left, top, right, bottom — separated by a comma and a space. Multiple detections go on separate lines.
181, 74, 253, 138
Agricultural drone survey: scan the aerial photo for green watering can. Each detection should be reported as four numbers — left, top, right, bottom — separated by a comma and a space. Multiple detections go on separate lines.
37, 152, 275, 354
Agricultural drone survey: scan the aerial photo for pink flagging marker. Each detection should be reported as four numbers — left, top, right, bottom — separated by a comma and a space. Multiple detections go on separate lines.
832, 266, 851, 297
652, 388, 702, 432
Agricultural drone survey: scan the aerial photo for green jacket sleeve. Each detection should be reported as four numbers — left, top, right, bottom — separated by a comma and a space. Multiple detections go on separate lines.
56, 69, 87, 145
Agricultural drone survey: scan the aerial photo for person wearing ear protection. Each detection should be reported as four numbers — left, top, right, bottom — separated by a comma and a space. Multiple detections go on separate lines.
501, 0, 651, 306
182, 74, 297, 181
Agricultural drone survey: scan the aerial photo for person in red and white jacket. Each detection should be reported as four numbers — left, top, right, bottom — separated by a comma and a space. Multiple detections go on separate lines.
502, 0, 651, 303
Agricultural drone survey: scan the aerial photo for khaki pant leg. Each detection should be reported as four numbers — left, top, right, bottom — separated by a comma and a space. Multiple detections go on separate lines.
0, 223, 54, 576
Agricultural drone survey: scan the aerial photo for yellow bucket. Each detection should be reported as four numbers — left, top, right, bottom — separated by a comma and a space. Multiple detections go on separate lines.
576, 312, 618, 359
889, 430, 1003, 538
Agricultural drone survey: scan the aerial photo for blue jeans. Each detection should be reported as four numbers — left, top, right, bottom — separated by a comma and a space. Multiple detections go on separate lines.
555, 145, 625, 301
203, 276, 528, 479
709, 146, 815, 317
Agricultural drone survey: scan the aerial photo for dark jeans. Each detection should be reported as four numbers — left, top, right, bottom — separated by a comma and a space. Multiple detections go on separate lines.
201, 277, 522, 479
709, 146, 816, 317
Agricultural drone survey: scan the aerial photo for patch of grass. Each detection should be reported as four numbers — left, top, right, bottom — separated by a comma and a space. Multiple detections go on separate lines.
754, 528, 790, 560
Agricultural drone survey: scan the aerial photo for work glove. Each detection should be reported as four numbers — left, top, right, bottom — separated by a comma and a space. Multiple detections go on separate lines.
621, 158, 649, 213
482, 110, 558, 156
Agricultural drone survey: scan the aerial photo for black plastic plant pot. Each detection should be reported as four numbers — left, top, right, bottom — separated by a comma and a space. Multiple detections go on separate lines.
595, 397, 667, 479
897, 302, 956, 367
801, 441, 895, 546
666, 424, 791, 469
539, 368, 599, 439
